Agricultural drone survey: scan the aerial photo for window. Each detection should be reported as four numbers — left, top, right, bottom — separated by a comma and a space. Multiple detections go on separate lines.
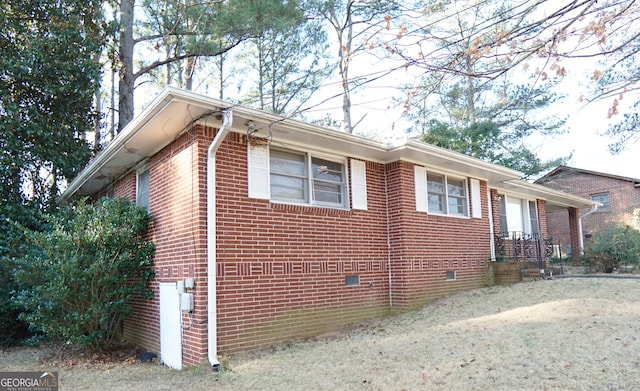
498, 195, 508, 236
528, 201, 540, 236
427, 173, 468, 216
136, 167, 150, 211
445, 271, 456, 281
498, 194, 539, 237
269, 148, 347, 208
590, 193, 610, 212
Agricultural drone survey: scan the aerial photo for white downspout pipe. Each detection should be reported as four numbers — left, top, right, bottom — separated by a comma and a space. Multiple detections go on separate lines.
207, 110, 232, 368
487, 189, 496, 261
578, 204, 599, 256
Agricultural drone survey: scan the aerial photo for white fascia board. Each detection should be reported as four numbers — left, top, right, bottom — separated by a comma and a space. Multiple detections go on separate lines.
61, 88, 231, 201
61, 91, 177, 201
501, 179, 598, 209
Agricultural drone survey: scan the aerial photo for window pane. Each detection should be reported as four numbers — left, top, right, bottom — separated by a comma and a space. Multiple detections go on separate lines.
270, 149, 307, 202
529, 200, 539, 235
498, 195, 508, 236
137, 169, 150, 211
311, 157, 345, 206
448, 196, 466, 215
271, 150, 305, 176
428, 194, 444, 212
427, 173, 445, 212
446, 178, 467, 215
271, 175, 305, 200
313, 181, 343, 204
590, 193, 610, 211
427, 173, 445, 194
312, 158, 343, 182
447, 178, 465, 197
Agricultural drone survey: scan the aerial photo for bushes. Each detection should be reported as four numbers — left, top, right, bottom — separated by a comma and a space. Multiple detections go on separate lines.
11, 197, 155, 350
0, 203, 44, 346
583, 224, 640, 273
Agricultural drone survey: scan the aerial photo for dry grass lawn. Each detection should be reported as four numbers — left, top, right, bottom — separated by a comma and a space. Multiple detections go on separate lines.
2, 277, 640, 390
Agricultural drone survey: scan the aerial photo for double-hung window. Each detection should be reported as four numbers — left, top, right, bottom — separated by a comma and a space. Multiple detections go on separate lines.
426, 172, 468, 216
590, 193, 610, 212
269, 148, 347, 208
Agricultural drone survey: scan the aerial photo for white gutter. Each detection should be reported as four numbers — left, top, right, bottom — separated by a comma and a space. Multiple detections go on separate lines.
578, 204, 600, 255
207, 109, 232, 368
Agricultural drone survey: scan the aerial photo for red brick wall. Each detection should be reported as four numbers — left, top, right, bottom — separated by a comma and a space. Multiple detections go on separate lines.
112, 126, 550, 364
386, 162, 491, 309
215, 133, 391, 353
541, 171, 640, 252
119, 126, 210, 365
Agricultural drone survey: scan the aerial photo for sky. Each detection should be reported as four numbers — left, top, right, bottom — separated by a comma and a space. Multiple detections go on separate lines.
298, 52, 640, 181
297, 2, 640, 181
132, 2, 640, 181
553, 103, 639, 179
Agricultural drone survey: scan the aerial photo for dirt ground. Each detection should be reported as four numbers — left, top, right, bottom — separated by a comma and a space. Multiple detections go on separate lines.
2, 275, 640, 391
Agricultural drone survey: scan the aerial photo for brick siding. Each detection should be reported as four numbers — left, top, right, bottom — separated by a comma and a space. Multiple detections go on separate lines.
112, 125, 539, 366
540, 169, 640, 256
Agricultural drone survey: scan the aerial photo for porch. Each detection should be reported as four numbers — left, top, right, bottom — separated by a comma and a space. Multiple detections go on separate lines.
491, 232, 566, 283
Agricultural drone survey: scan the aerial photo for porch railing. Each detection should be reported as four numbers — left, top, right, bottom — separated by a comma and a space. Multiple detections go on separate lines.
494, 232, 557, 270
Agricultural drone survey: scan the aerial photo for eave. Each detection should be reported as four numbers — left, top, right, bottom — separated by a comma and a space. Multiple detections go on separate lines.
60, 87, 595, 212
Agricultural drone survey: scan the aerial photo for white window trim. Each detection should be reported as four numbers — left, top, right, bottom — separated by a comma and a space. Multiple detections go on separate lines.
249, 144, 352, 210
414, 166, 472, 218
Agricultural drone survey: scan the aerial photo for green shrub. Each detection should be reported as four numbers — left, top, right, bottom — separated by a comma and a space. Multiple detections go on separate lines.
0, 204, 44, 346
12, 197, 155, 351
583, 224, 640, 273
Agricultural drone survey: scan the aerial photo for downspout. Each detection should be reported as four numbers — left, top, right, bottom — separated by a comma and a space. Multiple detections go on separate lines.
383, 164, 392, 308
207, 109, 232, 368
578, 204, 599, 256
487, 189, 496, 261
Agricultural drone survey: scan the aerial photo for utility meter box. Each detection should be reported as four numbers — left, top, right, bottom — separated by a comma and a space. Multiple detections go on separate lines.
180, 293, 194, 312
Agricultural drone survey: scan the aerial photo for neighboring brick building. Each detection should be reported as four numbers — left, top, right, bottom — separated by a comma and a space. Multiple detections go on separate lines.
536, 165, 640, 257
61, 88, 595, 369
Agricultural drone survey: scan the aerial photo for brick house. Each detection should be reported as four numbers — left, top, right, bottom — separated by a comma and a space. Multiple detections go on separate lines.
536, 165, 640, 257
61, 87, 595, 369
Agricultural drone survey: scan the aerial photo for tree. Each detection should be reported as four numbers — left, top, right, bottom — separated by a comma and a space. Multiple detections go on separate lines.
389, 0, 640, 152
0, 0, 103, 344
115, 0, 305, 131
317, 0, 407, 133
0, 0, 103, 210
239, 9, 332, 115
402, 1, 568, 177
13, 198, 155, 351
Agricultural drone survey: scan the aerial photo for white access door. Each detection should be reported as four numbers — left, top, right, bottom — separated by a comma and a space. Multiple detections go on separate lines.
160, 282, 182, 370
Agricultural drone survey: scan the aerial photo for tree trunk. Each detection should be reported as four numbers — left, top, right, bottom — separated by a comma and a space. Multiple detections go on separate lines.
465, 56, 476, 125
94, 88, 101, 151
337, 10, 353, 134
184, 57, 196, 91
118, 0, 135, 132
